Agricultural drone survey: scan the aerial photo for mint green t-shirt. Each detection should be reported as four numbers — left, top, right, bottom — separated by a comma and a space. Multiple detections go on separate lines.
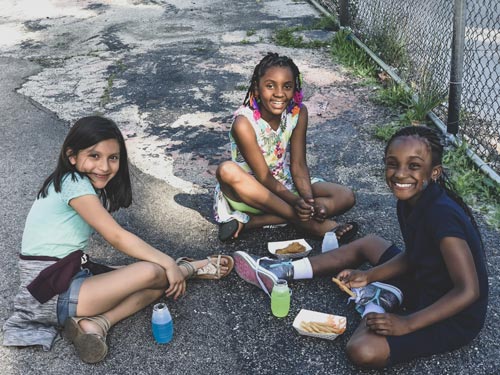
21, 173, 97, 258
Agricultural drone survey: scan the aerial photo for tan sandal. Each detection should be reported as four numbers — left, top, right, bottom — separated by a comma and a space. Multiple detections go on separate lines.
176, 255, 234, 280
64, 314, 111, 364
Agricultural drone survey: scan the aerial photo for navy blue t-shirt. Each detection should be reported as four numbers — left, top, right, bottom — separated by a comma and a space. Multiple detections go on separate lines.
397, 183, 488, 334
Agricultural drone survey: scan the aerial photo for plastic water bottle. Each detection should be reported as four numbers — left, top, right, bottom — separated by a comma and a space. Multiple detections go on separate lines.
322, 231, 339, 252
152, 303, 173, 344
271, 279, 291, 318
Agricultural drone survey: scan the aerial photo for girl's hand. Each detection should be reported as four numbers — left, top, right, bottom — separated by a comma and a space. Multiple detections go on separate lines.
312, 202, 327, 222
365, 313, 411, 336
164, 265, 186, 300
294, 197, 314, 221
336, 269, 369, 288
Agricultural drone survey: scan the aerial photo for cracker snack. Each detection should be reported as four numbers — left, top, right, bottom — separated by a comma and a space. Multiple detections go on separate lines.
276, 241, 306, 254
331, 277, 356, 298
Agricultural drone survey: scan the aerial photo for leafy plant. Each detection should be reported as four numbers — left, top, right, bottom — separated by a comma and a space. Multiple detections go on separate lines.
329, 29, 377, 78
272, 26, 329, 49
313, 15, 339, 31
273, 26, 306, 48
372, 82, 413, 109
443, 142, 500, 228
374, 121, 405, 141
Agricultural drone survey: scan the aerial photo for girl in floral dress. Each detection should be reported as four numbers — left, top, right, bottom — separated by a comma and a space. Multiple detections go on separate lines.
214, 52, 357, 242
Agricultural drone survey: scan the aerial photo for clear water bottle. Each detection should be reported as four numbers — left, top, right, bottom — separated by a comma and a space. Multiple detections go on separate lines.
271, 279, 291, 318
322, 231, 339, 252
152, 302, 173, 344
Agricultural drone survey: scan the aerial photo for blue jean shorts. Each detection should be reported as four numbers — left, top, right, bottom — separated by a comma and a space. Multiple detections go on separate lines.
56, 269, 92, 326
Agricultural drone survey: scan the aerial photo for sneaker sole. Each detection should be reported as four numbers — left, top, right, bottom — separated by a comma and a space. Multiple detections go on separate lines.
233, 251, 277, 294
371, 281, 403, 304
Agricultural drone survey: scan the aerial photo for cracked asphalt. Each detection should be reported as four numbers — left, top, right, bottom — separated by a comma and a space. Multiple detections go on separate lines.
1, 1, 499, 374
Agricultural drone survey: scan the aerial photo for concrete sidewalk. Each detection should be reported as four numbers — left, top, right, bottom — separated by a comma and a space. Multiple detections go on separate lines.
0, 1, 498, 374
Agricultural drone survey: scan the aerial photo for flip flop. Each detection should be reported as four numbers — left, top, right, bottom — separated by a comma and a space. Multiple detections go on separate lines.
218, 219, 243, 242
333, 221, 359, 245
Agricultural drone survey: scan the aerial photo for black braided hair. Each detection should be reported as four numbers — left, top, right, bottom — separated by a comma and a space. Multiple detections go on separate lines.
243, 52, 302, 106
385, 126, 482, 236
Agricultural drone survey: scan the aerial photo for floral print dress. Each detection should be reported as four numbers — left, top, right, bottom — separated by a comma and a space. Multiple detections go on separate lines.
213, 106, 300, 224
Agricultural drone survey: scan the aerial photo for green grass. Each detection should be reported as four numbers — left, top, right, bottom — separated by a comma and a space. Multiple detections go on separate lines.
272, 15, 340, 49
374, 121, 405, 141
100, 60, 126, 108
322, 19, 500, 229
373, 79, 446, 141
372, 82, 413, 109
313, 15, 339, 31
443, 143, 500, 228
273, 26, 330, 49
329, 29, 378, 78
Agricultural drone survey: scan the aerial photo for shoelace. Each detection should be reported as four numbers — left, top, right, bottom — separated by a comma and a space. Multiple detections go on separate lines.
255, 257, 292, 297
349, 287, 381, 306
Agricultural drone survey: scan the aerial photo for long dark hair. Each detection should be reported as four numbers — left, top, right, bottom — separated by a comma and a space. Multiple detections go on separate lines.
385, 126, 481, 233
38, 116, 132, 212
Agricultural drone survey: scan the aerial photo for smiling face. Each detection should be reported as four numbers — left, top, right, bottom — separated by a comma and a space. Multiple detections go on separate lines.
68, 138, 120, 190
384, 135, 442, 206
255, 65, 295, 127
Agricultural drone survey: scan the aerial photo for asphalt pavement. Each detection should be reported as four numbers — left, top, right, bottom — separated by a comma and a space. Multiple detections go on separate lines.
0, 1, 499, 374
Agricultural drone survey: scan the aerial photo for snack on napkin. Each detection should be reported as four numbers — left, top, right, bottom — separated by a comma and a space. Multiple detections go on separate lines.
331, 277, 356, 298
276, 241, 306, 254
300, 318, 346, 335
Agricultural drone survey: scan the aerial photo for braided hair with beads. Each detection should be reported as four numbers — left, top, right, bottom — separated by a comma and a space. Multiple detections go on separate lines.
385, 125, 482, 237
243, 52, 303, 121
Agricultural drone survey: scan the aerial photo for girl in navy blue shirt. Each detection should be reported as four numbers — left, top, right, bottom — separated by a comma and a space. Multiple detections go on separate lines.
233, 125, 488, 368
333, 126, 488, 367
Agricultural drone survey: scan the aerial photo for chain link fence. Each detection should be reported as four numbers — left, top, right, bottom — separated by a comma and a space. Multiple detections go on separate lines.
314, 0, 500, 179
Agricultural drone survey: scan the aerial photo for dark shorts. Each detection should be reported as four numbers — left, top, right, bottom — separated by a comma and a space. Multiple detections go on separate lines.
56, 269, 92, 326
378, 245, 478, 365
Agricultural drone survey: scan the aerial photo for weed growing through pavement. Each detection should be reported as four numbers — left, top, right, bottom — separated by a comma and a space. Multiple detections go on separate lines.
329, 29, 377, 78
366, 15, 409, 68
272, 15, 339, 49
443, 142, 500, 229
100, 60, 126, 108
371, 82, 413, 109
313, 15, 339, 31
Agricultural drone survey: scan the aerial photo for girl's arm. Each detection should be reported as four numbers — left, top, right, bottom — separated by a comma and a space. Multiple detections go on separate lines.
232, 115, 298, 205
338, 251, 410, 287
69, 194, 185, 298
366, 237, 480, 336
289, 105, 313, 200
402, 237, 479, 331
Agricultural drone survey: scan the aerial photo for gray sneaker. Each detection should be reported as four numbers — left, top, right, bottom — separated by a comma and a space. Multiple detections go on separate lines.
351, 282, 403, 315
233, 251, 293, 295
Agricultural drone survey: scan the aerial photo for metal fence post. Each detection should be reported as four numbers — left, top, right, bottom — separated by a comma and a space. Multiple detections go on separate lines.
447, 0, 466, 135
339, 0, 350, 27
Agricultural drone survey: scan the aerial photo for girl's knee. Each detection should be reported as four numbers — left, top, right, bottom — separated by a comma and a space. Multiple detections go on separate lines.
137, 262, 167, 287
346, 335, 388, 369
216, 161, 240, 183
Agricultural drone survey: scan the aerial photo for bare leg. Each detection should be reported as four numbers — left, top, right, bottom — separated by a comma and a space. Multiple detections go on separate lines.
346, 318, 391, 368
310, 181, 356, 217
216, 162, 354, 237
75, 258, 232, 334
310, 235, 391, 277
75, 262, 166, 334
